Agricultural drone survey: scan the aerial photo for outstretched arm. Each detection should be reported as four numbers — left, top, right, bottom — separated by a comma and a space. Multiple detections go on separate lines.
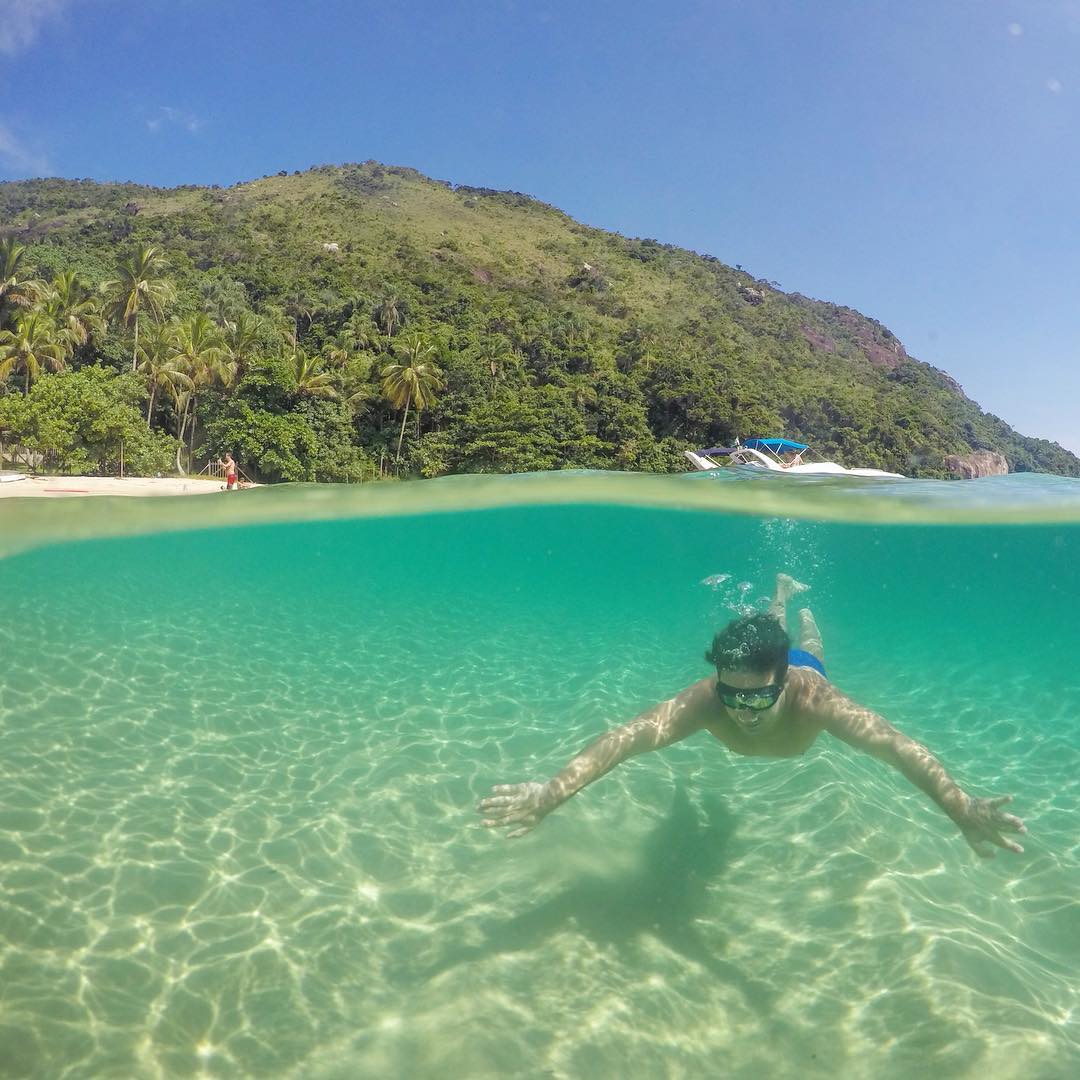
821, 689, 1026, 857
478, 681, 711, 837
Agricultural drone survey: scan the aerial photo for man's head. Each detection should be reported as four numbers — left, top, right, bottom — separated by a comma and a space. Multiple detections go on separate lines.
705, 614, 790, 733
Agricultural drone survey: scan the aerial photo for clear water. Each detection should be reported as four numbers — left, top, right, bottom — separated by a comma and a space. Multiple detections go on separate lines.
1, 472, 1078, 1079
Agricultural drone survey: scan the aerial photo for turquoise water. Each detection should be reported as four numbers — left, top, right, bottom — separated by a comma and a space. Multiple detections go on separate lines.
1, 472, 1078, 1079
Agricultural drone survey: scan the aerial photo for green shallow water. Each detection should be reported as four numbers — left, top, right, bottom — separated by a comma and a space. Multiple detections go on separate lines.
1, 472, 1078, 1079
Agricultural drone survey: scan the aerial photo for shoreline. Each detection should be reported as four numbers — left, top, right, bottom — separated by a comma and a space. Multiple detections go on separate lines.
0, 475, 247, 498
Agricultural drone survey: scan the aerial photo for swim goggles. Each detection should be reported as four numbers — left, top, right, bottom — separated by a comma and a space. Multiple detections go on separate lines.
715, 680, 783, 711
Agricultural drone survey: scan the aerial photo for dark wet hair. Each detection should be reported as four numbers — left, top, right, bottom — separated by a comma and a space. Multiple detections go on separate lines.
705, 614, 790, 680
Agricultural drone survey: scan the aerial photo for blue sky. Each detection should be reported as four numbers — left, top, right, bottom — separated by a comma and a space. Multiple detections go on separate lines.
2, 0, 1078, 452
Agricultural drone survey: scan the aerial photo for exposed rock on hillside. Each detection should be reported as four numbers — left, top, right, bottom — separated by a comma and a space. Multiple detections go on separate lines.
945, 450, 1009, 478
800, 325, 838, 353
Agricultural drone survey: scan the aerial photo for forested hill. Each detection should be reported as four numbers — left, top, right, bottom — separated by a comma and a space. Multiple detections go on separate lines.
2, 162, 1077, 480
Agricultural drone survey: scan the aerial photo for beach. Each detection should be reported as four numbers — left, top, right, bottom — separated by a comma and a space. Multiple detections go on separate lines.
0, 475, 238, 498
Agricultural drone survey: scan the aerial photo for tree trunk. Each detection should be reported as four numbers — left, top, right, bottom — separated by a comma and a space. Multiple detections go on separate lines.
146, 384, 156, 424
132, 315, 139, 372
175, 399, 190, 474
395, 398, 411, 460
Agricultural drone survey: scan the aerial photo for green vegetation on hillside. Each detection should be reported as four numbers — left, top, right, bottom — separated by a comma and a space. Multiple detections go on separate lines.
1, 163, 1076, 480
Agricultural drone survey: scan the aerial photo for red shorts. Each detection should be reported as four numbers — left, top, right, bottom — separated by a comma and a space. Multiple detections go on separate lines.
227, 474, 237, 486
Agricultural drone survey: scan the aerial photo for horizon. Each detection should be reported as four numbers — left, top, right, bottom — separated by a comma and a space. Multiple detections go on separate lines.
2, 0, 1078, 454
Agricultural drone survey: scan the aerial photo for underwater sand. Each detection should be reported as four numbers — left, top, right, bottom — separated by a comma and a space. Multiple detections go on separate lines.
0, 471, 1077, 1078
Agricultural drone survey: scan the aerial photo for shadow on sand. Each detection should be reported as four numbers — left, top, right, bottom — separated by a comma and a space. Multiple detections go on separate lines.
413, 785, 776, 1015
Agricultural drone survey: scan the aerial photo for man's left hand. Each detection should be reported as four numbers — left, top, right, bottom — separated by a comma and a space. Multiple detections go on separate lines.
955, 793, 1026, 857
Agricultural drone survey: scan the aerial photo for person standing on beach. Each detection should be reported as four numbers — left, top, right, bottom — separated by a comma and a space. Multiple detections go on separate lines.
220, 452, 238, 491
478, 574, 1026, 858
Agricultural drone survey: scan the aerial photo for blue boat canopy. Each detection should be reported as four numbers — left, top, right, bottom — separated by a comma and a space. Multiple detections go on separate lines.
743, 438, 808, 452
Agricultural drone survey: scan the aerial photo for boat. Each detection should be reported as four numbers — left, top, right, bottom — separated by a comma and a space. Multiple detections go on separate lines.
684, 438, 904, 478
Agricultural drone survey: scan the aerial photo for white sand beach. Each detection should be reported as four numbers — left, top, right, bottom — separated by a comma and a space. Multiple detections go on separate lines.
0, 475, 241, 498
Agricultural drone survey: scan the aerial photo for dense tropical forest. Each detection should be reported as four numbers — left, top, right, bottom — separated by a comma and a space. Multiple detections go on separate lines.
1, 162, 1077, 481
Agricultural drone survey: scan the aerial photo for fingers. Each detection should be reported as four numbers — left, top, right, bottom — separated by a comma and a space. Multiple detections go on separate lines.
475, 781, 548, 840
478, 805, 525, 823
476, 795, 513, 812
988, 834, 1023, 855
479, 815, 535, 835
477, 792, 528, 813
479, 812, 518, 827
989, 827, 1025, 854
477, 786, 537, 831
982, 795, 1026, 837
970, 827, 1025, 856
476, 785, 531, 812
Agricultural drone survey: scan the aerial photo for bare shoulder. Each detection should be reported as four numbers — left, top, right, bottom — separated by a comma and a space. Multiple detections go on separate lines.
784, 667, 849, 726
676, 676, 721, 717
786, 670, 900, 750
649, 677, 718, 741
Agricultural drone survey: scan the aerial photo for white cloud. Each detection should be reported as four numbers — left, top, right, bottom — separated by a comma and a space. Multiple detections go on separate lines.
1007, 22, 1024, 37
0, 121, 51, 176
0, 0, 72, 57
1047, 77, 1064, 93
147, 106, 201, 135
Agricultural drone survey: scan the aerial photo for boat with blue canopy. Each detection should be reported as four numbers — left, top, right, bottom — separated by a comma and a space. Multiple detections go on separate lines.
684, 438, 904, 477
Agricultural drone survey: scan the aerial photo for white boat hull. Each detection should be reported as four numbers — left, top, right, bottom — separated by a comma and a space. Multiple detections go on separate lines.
684, 448, 903, 478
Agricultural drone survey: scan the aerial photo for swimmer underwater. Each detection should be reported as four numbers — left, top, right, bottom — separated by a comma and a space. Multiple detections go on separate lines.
478, 574, 1026, 858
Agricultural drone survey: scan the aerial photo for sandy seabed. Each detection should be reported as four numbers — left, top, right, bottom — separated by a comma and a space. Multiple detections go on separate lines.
0, 474, 242, 498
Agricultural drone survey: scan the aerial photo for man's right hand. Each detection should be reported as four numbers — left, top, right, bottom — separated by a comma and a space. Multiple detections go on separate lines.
477, 781, 554, 838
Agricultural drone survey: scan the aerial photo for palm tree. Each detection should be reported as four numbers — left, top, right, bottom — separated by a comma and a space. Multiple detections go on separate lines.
479, 335, 519, 398
0, 237, 43, 328
321, 329, 356, 370
0, 312, 66, 392
324, 341, 376, 416
340, 373, 375, 416
566, 377, 598, 414
220, 311, 265, 384
41, 271, 104, 358
136, 322, 192, 424
168, 313, 224, 471
292, 349, 338, 398
199, 277, 250, 325
374, 294, 403, 339
381, 334, 443, 460
103, 244, 175, 370
343, 311, 378, 352
283, 289, 317, 348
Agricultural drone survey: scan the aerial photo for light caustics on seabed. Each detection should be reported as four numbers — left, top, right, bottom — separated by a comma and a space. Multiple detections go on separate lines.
0, 470, 1078, 1079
